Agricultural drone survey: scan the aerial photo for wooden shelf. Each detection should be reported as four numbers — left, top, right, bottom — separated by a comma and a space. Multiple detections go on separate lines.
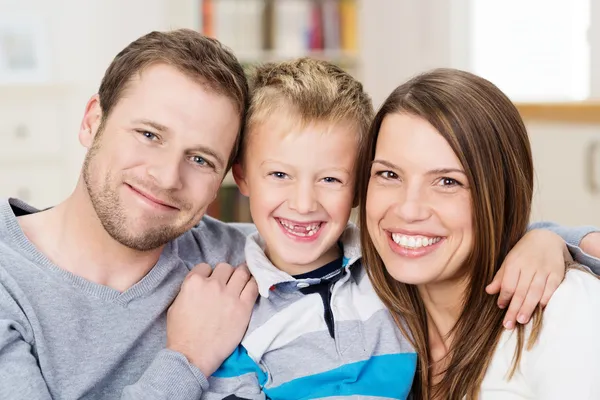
516, 102, 600, 124
237, 49, 359, 67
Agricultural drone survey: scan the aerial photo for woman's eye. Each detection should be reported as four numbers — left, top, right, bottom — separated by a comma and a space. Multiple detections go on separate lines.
438, 177, 461, 187
376, 170, 398, 179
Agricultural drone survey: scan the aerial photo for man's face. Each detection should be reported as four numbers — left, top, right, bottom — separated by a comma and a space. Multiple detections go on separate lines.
81, 64, 240, 251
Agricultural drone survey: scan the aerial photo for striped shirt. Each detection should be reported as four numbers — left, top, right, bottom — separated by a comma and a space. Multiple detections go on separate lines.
202, 224, 417, 399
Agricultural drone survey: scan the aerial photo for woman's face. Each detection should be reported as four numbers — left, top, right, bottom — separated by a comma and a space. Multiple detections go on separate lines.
365, 113, 473, 286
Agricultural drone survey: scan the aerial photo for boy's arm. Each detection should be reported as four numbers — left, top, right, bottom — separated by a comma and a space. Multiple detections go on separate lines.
488, 223, 600, 331
202, 346, 266, 400
529, 221, 600, 271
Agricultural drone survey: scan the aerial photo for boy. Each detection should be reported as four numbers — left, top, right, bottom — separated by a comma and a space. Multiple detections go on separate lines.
205, 58, 416, 399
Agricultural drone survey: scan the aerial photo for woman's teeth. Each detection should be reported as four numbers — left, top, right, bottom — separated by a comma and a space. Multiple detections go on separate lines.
391, 233, 442, 249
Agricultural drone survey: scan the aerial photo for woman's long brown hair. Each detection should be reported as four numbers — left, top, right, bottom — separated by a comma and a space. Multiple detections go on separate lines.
357, 69, 540, 399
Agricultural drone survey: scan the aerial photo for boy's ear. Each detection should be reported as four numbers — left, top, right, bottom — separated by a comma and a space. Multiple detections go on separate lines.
232, 163, 249, 196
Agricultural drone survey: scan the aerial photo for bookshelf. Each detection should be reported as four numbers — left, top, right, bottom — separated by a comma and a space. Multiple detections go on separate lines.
174, 0, 360, 222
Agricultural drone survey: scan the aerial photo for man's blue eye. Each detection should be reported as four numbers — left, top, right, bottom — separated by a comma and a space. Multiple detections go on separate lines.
192, 156, 207, 166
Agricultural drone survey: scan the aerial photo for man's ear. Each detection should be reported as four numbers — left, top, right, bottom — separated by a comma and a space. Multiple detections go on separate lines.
232, 163, 249, 196
79, 94, 103, 148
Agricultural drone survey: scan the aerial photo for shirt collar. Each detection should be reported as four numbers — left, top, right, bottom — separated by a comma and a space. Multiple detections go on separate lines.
244, 223, 362, 298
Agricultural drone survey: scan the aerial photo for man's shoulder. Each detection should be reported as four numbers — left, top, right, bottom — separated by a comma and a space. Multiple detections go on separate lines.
194, 215, 251, 241
174, 215, 251, 267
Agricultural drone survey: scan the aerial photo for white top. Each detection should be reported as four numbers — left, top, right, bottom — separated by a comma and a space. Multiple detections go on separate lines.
480, 269, 600, 399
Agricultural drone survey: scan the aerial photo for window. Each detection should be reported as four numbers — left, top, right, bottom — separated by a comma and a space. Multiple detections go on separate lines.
469, 0, 590, 101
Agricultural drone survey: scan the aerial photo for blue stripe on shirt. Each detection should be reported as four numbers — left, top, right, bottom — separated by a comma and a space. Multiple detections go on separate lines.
264, 352, 417, 399
213, 346, 268, 386
215, 347, 416, 399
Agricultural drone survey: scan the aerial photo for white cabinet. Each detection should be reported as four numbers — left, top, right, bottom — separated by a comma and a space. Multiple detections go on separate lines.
0, 165, 65, 209
528, 123, 600, 226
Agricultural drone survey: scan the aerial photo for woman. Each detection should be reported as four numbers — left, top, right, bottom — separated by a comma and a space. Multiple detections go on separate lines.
357, 68, 600, 399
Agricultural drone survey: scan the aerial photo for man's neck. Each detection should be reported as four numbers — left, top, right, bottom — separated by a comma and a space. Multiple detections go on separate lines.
17, 183, 164, 292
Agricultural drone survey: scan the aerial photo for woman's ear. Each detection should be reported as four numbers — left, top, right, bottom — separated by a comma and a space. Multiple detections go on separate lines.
232, 163, 249, 196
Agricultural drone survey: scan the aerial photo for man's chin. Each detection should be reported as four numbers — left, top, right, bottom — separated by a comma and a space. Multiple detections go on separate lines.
108, 227, 181, 252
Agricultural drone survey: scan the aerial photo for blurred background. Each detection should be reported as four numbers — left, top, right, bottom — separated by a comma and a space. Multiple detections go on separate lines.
0, 0, 599, 226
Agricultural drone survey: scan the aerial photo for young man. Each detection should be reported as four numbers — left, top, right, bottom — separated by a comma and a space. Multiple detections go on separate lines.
0, 29, 257, 399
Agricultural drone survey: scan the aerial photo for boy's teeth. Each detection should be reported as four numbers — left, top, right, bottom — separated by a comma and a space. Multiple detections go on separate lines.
278, 219, 322, 237
391, 233, 441, 249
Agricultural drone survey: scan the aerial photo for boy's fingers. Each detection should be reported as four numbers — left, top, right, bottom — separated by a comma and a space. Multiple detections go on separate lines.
227, 264, 252, 296
190, 263, 212, 277
515, 273, 546, 325
539, 273, 562, 308
486, 268, 504, 295
240, 277, 259, 306
502, 270, 533, 330
497, 267, 520, 309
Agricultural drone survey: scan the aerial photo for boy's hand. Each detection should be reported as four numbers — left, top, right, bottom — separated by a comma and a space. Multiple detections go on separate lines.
167, 262, 258, 377
486, 229, 567, 330
581, 232, 600, 258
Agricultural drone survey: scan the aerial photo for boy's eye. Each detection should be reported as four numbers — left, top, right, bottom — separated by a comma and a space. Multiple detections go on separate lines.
269, 171, 289, 179
140, 131, 158, 141
322, 177, 341, 184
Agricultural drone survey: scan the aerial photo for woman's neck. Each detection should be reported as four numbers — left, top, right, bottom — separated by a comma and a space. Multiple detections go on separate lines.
418, 277, 469, 369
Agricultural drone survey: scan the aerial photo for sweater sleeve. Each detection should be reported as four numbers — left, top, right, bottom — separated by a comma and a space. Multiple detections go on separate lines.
201, 346, 267, 400
524, 269, 600, 399
0, 284, 209, 400
529, 221, 600, 274
121, 349, 209, 399
0, 288, 53, 400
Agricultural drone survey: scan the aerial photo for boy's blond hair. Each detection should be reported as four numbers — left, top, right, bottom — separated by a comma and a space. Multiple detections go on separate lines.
240, 57, 373, 161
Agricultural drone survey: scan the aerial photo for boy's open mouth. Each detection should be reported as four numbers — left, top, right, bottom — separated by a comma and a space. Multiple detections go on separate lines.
276, 218, 324, 237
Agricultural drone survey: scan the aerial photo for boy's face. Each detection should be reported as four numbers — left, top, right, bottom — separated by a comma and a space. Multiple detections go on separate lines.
235, 115, 358, 275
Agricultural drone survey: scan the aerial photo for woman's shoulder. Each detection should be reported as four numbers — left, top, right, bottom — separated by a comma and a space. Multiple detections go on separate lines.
543, 267, 600, 320
481, 269, 600, 398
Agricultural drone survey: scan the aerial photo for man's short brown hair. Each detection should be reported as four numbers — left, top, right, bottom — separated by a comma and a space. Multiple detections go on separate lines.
98, 29, 249, 170
241, 57, 373, 162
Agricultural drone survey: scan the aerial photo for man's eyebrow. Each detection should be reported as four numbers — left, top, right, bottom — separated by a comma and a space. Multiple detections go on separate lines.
189, 145, 226, 169
132, 119, 169, 133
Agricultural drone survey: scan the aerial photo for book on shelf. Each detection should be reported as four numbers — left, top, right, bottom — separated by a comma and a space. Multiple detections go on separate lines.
206, 185, 252, 223
198, 0, 358, 66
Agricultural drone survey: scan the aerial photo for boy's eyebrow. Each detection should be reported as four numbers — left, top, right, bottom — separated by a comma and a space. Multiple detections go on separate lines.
260, 159, 289, 167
